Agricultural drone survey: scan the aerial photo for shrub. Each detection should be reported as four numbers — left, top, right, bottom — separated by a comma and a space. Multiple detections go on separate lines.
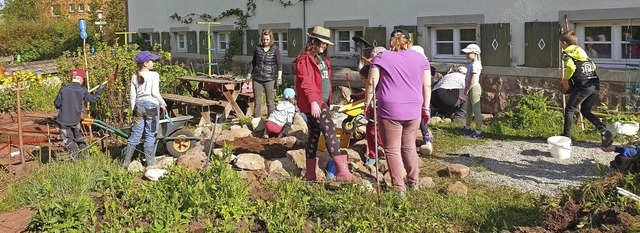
0, 73, 61, 113
0, 19, 86, 61
490, 92, 563, 138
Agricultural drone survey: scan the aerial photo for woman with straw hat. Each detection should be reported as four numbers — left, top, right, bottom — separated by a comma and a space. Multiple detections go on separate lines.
295, 26, 353, 181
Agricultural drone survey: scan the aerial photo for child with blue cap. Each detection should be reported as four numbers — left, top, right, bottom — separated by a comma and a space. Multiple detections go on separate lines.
262, 88, 297, 138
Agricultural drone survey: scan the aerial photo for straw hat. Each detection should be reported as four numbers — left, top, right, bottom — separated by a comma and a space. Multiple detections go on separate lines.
307, 26, 334, 45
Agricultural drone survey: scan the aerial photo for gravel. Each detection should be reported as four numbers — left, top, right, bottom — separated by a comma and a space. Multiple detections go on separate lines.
437, 139, 615, 197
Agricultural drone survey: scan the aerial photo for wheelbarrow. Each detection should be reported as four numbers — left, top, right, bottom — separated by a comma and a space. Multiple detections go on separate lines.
82, 115, 199, 158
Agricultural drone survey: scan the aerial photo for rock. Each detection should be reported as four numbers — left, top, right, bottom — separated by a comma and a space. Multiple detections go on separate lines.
292, 114, 307, 130
216, 127, 252, 142
286, 149, 306, 170
279, 136, 297, 145
267, 160, 290, 178
418, 177, 435, 189
286, 149, 326, 179
289, 124, 308, 141
429, 116, 442, 125
275, 157, 301, 176
446, 164, 470, 178
127, 161, 145, 173
156, 156, 176, 169
230, 125, 242, 130
443, 118, 452, 124
177, 153, 208, 170
446, 181, 468, 196
342, 148, 362, 162
234, 153, 265, 170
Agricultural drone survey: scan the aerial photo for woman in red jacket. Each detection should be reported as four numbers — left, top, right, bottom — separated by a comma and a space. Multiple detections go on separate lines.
295, 26, 353, 181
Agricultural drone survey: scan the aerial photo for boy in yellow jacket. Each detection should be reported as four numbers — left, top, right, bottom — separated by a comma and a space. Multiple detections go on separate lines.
560, 31, 613, 147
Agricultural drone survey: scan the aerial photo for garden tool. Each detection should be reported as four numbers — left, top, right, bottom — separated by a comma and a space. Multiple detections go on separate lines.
89, 64, 119, 92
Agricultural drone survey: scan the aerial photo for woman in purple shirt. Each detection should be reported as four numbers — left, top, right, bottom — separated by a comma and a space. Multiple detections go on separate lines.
364, 33, 431, 196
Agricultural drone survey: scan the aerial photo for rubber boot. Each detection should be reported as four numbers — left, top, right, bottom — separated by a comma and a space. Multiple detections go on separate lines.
333, 155, 354, 181
123, 144, 136, 167
144, 147, 157, 167
304, 158, 318, 181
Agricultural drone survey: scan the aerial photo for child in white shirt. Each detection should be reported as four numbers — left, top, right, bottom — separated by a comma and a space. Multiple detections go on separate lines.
263, 88, 296, 138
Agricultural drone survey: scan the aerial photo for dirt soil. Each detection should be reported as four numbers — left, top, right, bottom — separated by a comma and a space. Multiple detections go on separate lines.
0, 111, 60, 167
0, 207, 36, 233
218, 136, 304, 159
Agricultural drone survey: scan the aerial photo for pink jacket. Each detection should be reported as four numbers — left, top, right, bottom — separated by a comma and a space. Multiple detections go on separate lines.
295, 53, 332, 113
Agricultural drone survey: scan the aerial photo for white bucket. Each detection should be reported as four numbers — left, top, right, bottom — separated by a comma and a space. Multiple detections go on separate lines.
547, 136, 572, 159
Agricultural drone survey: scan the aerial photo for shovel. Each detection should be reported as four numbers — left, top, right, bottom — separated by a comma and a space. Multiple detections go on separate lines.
89, 64, 119, 92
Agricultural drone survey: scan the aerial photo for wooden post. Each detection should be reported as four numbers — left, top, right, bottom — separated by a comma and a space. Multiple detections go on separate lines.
12, 71, 25, 165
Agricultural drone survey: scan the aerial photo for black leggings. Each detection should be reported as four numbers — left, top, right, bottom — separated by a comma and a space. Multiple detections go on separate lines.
305, 103, 341, 159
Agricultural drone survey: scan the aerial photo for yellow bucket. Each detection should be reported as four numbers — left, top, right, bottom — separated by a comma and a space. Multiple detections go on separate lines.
318, 128, 351, 152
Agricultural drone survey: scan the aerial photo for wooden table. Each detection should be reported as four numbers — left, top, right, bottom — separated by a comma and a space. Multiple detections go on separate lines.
174, 75, 254, 120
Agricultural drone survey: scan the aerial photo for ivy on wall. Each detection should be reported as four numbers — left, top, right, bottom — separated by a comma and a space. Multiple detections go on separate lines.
169, 0, 310, 72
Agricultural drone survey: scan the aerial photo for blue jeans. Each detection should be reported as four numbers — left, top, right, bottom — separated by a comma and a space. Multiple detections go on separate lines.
128, 101, 159, 148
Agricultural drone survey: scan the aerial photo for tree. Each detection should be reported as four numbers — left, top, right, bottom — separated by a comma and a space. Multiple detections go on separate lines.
0, 0, 47, 21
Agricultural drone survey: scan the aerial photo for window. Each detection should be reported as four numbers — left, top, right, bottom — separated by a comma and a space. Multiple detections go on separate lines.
77, 4, 85, 13
176, 32, 187, 52
217, 32, 229, 52
141, 33, 153, 47
69, 4, 75, 13
577, 22, 640, 66
273, 31, 288, 55
335, 29, 363, 55
431, 27, 476, 60
51, 4, 61, 16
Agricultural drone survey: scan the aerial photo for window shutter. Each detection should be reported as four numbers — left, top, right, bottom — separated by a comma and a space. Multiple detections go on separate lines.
199, 31, 208, 54
152, 32, 160, 48
187, 31, 197, 53
287, 28, 303, 58
245, 29, 259, 56
161, 32, 171, 51
393, 25, 418, 45
525, 22, 560, 68
365, 26, 386, 53
480, 23, 511, 66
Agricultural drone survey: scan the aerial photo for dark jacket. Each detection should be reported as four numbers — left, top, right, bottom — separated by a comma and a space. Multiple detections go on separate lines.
295, 53, 332, 113
249, 45, 282, 82
54, 82, 103, 126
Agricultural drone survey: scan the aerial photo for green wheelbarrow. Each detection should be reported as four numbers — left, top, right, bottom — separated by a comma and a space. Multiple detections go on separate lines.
82, 115, 200, 158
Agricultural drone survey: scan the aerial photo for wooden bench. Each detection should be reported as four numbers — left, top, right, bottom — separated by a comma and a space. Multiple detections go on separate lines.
163, 93, 223, 125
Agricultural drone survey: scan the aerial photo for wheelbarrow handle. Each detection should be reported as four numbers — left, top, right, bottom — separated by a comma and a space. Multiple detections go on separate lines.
164, 110, 173, 124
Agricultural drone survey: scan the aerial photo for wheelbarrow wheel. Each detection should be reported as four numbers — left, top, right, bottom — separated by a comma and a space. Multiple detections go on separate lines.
166, 129, 195, 158
342, 117, 357, 133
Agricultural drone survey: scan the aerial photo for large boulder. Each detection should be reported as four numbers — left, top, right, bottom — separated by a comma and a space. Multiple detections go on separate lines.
216, 127, 252, 142
234, 153, 265, 170
177, 153, 208, 170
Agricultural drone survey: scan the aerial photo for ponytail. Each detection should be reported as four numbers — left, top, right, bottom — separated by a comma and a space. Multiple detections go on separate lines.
136, 63, 145, 84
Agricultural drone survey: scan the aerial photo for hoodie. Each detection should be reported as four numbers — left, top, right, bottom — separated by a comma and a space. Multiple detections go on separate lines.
267, 100, 296, 126
563, 44, 596, 80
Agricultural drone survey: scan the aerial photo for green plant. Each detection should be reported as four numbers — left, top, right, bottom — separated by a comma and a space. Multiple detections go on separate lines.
27, 195, 97, 232
238, 117, 252, 126
489, 92, 563, 138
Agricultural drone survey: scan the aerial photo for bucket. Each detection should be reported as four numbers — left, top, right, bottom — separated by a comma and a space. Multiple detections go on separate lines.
547, 136, 572, 159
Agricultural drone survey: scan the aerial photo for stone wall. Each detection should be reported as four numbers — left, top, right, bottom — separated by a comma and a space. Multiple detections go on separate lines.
479, 73, 628, 114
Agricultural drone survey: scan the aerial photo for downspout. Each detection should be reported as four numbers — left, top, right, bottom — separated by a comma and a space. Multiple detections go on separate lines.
303, 0, 306, 33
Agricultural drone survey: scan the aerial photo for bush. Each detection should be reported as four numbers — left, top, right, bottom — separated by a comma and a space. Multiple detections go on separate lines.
490, 92, 563, 138
0, 72, 61, 113
0, 19, 86, 61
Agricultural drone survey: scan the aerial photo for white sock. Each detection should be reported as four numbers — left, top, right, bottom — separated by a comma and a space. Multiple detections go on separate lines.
475, 130, 481, 134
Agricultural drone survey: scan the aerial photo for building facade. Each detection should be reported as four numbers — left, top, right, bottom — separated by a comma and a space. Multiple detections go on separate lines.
127, 0, 640, 112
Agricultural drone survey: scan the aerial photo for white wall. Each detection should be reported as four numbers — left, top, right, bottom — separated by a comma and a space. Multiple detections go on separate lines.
128, 0, 640, 66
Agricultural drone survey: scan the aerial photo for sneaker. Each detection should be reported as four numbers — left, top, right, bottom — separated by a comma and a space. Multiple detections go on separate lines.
601, 130, 614, 148
408, 182, 419, 190
398, 191, 407, 199
466, 131, 482, 139
460, 126, 471, 132
419, 141, 433, 155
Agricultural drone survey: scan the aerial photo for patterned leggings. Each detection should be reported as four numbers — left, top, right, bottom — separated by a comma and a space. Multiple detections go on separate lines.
305, 103, 341, 159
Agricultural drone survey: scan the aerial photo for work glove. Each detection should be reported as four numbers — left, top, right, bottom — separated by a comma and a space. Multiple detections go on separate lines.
422, 107, 431, 125
276, 77, 282, 87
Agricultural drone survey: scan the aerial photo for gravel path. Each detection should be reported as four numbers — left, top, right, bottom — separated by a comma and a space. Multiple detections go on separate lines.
437, 139, 615, 197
